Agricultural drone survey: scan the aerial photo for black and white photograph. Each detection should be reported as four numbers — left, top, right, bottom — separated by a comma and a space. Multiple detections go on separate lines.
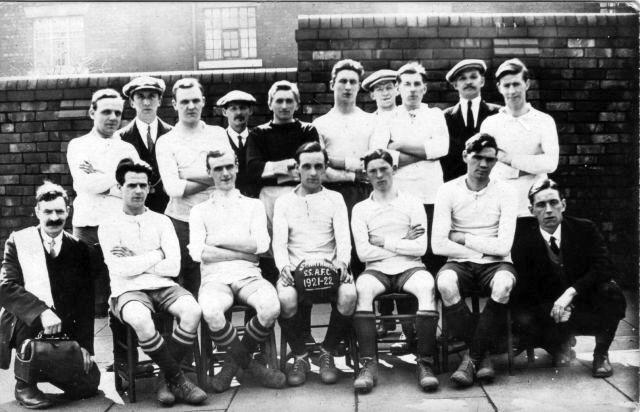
0, 1, 637, 410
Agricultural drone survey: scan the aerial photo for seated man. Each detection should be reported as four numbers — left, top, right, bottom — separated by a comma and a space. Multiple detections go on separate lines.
273, 142, 356, 386
99, 159, 206, 406
511, 178, 626, 377
0, 182, 100, 409
351, 149, 439, 393
189, 150, 285, 391
432, 133, 518, 387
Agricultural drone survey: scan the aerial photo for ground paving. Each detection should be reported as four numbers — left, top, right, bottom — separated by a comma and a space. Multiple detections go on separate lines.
0, 291, 637, 411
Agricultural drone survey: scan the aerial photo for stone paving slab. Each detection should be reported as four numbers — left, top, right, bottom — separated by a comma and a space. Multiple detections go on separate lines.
481, 364, 638, 412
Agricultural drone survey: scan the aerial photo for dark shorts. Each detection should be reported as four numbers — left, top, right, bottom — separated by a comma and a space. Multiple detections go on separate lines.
437, 261, 517, 296
111, 285, 193, 322
361, 266, 426, 293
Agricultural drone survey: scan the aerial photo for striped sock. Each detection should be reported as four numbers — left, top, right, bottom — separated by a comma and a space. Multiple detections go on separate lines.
210, 322, 250, 368
242, 316, 272, 353
168, 324, 197, 364
140, 331, 181, 381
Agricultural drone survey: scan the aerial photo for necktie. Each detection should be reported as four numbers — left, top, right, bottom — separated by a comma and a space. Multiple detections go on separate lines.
549, 236, 560, 255
466, 100, 475, 132
146, 125, 154, 153
237, 135, 244, 150
48, 238, 57, 258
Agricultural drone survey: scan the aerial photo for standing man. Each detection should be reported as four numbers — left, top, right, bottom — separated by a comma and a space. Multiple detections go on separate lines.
480, 58, 559, 218
432, 133, 518, 388
351, 149, 440, 394
216, 90, 259, 198
99, 160, 206, 406
511, 179, 626, 377
370, 62, 449, 275
189, 150, 285, 392
442, 59, 500, 182
0, 183, 100, 409
156, 78, 231, 295
119, 76, 173, 213
66, 88, 140, 316
273, 142, 356, 387
362, 69, 398, 117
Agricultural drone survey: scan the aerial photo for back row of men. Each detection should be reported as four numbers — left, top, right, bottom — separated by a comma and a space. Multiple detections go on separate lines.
0, 57, 626, 409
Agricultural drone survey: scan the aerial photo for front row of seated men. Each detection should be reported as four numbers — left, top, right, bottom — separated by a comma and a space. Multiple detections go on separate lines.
0, 133, 626, 407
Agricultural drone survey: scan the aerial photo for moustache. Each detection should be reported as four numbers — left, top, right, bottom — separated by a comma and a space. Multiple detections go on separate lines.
234, 116, 246, 121
46, 220, 63, 226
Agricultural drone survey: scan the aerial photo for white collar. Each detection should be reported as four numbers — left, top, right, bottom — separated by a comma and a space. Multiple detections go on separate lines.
539, 224, 561, 246
210, 188, 242, 202
293, 184, 325, 198
226, 126, 249, 139
39, 227, 64, 254
459, 95, 481, 109
135, 117, 159, 136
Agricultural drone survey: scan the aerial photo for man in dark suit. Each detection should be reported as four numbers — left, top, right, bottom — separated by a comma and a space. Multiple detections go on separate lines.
442, 59, 500, 182
120, 76, 173, 213
511, 178, 626, 378
216, 90, 259, 198
0, 182, 99, 409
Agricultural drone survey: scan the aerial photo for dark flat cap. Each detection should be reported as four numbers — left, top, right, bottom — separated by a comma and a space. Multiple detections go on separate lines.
122, 76, 166, 98
361, 69, 397, 92
216, 90, 257, 107
495, 58, 527, 82
445, 59, 487, 83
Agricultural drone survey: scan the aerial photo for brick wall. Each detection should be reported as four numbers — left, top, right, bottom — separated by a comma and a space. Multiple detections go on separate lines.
0, 67, 296, 243
296, 13, 639, 285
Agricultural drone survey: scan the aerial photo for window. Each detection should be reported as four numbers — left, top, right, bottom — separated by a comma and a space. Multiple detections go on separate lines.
33, 15, 85, 75
204, 6, 257, 60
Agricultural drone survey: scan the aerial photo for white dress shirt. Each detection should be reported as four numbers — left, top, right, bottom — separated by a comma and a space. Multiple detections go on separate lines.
432, 176, 518, 264
351, 190, 427, 274
156, 121, 232, 222
539, 224, 562, 249
226, 127, 249, 148
66, 130, 140, 227
313, 107, 376, 182
98, 209, 181, 298
272, 186, 351, 272
370, 103, 450, 204
480, 104, 559, 216
135, 118, 159, 149
188, 189, 270, 284
459, 95, 481, 128
40, 228, 63, 257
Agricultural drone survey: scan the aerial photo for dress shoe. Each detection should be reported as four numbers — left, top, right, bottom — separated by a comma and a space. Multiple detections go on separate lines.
354, 359, 378, 393
416, 359, 439, 392
209, 356, 239, 393
247, 359, 286, 389
15, 383, 52, 409
303, 333, 316, 346
113, 361, 155, 376
318, 348, 339, 384
287, 356, 310, 386
156, 380, 175, 406
168, 373, 207, 405
390, 332, 416, 355
592, 354, 613, 378
476, 357, 495, 382
450, 354, 475, 388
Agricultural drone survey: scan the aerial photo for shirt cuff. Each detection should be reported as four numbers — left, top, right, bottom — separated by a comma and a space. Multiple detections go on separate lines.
345, 156, 362, 172
383, 236, 399, 253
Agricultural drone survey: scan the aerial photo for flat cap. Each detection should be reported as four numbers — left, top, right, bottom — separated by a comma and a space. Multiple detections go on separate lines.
495, 58, 527, 82
216, 90, 257, 107
361, 69, 397, 92
122, 76, 166, 98
445, 59, 487, 83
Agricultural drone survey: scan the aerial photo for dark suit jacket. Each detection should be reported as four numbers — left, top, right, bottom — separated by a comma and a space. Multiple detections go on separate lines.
227, 129, 259, 198
0, 230, 96, 368
511, 216, 617, 309
442, 100, 501, 181
119, 118, 173, 213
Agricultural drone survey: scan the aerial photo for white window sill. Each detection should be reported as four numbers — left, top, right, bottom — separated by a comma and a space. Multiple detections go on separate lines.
198, 59, 262, 69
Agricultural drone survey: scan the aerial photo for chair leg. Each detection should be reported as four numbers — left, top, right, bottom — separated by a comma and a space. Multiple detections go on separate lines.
507, 309, 514, 376
195, 323, 207, 388
266, 332, 278, 370
126, 327, 136, 403
279, 329, 288, 372
440, 312, 449, 373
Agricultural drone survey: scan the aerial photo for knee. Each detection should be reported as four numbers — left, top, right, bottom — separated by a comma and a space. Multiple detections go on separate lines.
491, 272, 515, 303
278, 291, 298, 319
202, 306, 227, 331
337, 284, 357, 315
121, 304, 154, 336
436, 270, 460, 303
178, 300, 202, 329
355, 282, 376, 308
256, 297, 281, 326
